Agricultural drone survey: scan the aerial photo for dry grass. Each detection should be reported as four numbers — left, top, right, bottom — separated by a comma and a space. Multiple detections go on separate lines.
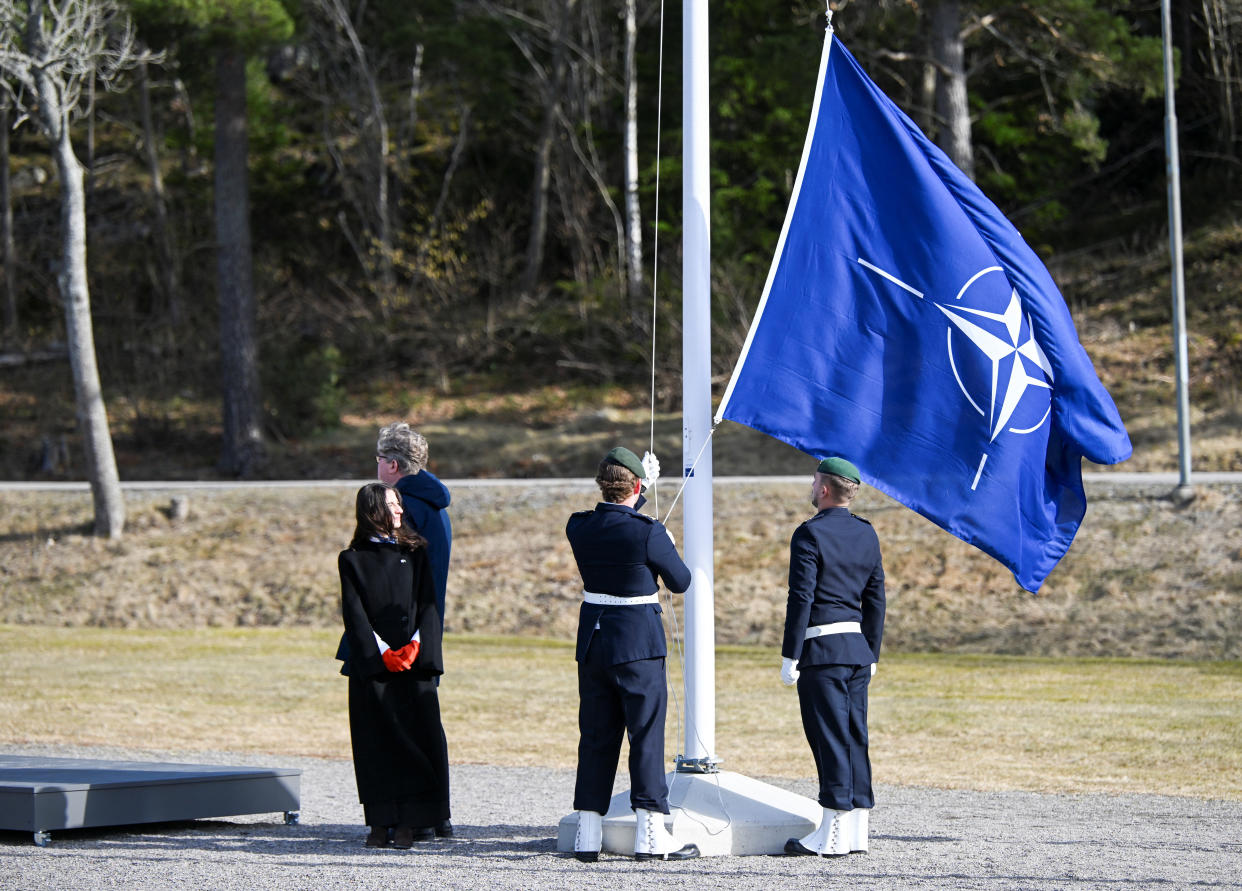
1, 626, 1238, 800
3, 479, 1240, 660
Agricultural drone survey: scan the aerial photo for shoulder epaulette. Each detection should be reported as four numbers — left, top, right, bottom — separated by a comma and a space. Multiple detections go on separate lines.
850, 513, 872, 525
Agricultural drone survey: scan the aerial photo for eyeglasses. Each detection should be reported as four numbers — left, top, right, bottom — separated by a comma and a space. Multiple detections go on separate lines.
376, 454, 393, 464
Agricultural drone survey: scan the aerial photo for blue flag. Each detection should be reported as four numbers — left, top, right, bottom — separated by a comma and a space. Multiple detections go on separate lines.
716, 33, 1131, 592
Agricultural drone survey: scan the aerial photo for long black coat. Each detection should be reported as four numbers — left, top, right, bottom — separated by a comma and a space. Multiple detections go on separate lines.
338, 539, 444, 679
338, 538, 449, 828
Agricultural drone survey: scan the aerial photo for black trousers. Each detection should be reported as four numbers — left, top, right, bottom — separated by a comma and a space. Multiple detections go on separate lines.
797, 663, 873, 811
573, 648, 669, 814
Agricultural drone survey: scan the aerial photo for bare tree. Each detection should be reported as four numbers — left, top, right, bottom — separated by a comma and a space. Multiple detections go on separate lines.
622, 0, 644, 316
519, 0, 576, 298
0, 0, 146, 537
315, 0, 395, 290
929, 0, 973, 178
1, 92, 15, 341
136, 56, 180, 325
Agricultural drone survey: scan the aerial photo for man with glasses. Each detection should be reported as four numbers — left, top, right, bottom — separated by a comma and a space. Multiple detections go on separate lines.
375, 423, 452, 624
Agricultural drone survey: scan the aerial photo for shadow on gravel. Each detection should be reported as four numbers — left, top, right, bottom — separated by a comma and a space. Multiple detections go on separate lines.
1, 819, 562, 859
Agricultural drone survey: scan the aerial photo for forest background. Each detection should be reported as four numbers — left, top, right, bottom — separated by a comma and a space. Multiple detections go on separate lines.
1, 0, 1240, 499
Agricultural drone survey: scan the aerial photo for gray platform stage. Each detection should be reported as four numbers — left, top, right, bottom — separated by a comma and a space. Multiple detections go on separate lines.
0, 754, 301, 846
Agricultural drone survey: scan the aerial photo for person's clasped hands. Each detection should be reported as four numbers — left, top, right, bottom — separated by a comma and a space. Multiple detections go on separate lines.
378, 631, 422, 672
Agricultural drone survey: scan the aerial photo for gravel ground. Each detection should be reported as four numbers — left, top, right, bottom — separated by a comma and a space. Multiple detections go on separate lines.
4, 743, 1240, 890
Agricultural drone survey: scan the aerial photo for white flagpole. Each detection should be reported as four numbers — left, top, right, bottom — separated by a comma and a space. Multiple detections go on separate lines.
1161, 0, 1193, 496
562, 7, 829, 857
679, 0, 717, 771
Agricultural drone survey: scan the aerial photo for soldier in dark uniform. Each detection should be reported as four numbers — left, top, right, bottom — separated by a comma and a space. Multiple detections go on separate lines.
566, 446, 700, 862
781, 456, 886, 858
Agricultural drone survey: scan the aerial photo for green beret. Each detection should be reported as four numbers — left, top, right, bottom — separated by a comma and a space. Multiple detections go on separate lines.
816, 456, 861, 484
605, 446, 645, 479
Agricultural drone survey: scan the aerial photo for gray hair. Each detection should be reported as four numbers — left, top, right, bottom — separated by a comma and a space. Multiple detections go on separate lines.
376, 422, 428, 475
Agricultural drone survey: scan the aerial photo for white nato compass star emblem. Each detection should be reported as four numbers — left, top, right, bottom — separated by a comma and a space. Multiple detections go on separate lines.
857, 259, 1054, 490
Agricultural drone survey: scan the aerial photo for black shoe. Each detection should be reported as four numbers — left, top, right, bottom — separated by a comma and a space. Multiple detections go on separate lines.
435, 819, 454, 838
784, 837, 845, 858
365, 826, 390, 848
392, 826, 434, 848
573, 850, 599, 862
635, 843, 700, 861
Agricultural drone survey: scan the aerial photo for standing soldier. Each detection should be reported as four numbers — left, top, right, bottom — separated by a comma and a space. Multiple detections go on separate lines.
781, 456, 886, 857
566, 446, 700, 862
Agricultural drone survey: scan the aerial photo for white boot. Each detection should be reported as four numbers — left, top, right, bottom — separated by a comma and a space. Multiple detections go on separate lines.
633, 808, 700, 861
786, 807, 850, 857
848, 807, 869, 853
574, 810, 602, 862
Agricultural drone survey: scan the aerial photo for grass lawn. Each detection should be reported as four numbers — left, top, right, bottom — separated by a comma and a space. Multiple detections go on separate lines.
1, 625, 1238, 801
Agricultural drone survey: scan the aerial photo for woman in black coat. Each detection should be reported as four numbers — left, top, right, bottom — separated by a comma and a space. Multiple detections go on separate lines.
339, 482, 450, 849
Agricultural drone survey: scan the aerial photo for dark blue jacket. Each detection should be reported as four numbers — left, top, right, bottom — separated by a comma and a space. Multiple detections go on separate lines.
396, 470, 452, 621
782, 506, 885, 667
566, 502, 691, 665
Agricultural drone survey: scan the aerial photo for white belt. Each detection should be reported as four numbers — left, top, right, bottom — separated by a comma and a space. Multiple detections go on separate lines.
805, 621, 862, 639
583, 591, 659, 606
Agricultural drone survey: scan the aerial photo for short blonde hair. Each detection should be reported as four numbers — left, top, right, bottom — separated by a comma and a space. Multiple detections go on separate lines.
817, 471, 859, 505
376, 422, 428, 475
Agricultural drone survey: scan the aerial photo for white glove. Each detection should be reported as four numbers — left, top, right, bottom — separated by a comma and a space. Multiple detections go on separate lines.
641, 451, 661, 486
870, 662, 877, 677
781, 657, 800, 686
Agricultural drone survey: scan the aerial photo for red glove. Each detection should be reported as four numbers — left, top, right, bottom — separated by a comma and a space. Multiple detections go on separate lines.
381, 638, 420, 672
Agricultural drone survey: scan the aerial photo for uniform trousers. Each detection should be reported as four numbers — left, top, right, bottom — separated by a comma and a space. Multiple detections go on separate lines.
573, 646, 669, 815
797, 663, 874, 811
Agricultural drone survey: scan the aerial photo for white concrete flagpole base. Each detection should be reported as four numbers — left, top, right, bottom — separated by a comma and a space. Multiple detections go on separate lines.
556, 770, 821, 857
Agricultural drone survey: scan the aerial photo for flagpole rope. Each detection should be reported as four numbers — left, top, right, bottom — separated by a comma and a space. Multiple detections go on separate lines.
645, 1, 731, 834
659, 421, 717, 528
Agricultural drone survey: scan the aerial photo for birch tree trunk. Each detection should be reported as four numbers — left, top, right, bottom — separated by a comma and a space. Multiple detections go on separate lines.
214, 46, 264, 476
930, 0, 974, 179
37, 77, 125, 537
622, 0, 644, 320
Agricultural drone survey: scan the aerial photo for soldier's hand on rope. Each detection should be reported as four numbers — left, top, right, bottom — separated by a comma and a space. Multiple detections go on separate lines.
641, 451, 661, 487
781, 657, 800, 686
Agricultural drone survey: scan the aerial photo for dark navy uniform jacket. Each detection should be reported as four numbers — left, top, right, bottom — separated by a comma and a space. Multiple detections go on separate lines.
566, 501, 691, 665
782, 506, 885, 667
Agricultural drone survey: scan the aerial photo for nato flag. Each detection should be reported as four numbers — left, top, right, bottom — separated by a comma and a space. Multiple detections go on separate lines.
716, 33, 1131, 592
